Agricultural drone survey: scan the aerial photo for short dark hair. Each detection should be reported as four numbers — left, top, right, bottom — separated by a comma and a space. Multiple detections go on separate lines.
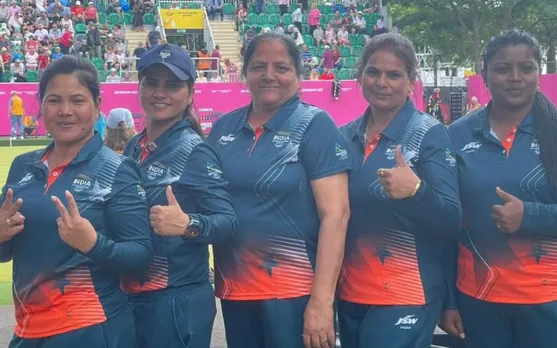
482, 29, 557, 190
241, 32, 302, 79
356, 32, 418, 83
38, 55, 100, 105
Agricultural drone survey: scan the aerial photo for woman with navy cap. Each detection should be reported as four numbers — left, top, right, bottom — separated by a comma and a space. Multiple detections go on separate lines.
121, 43, 237, 348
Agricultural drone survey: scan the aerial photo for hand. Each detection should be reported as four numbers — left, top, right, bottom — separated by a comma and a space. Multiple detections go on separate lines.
303, 297, 335, 348
438, 309, 465, 339
0, 189, 25, 243
491, 187, 524, 234
377, 146, 421, 199
149, 186, 190, 236
51, 191, 97, 253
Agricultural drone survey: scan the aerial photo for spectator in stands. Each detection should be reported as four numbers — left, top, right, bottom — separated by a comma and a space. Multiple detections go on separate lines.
11, 46, 23, 62
132, 0, 145, 31
122, 71, 133, 81
37, 12, 49, 28
313, 24, 324, 46
105, 32, 116, 50
59, 25, 72, 54
353, 11, 366, 34
133, 41, 146, 64
210, 44, 221, 77
71, 1, 85, 23
0, 22, 9, 36
469, 95, 481, 112
37, 49, 50, 77
106, 67, 121, 82
337, 25, 350, 45
115, 47, 128, 69
362, 0, 378, 13
84, 2, 98, 24
0, 33, 8, 50
273, 23, 285, 34
223, 57, 237, 76
112, 24, 124, 40
147, 26, 160, 48
292, 4, 303, 33
331, 10, 343, 29
107, 0, 122, 15
60, 13, 74, 33
7, 14, 20, 33
104, 108, 136, 153
278, 0, 288, 15
24, 49, 37, 70
1, 47, 9, 64
332, 45, 342, 68
85, 22, 100, 57
49, 23, 62, 42
104, 47, 116, 69
374, 15, 387, 35
309, 68, 319, 80
308, 4, 321, 35
51, 45, 64, 60
24, 35, 38, 52
288, 25, 304, 47
344, 0, 357, 12
46, 1, 63, 23
11, 59, 26, 81
235, 4, 246, 31
343, 11, 354, 31
208, 0, 224, 21
0, 1, 8, 24
197, 70, 207, 82
34, 24, 48, 41
325, 24, 337, 45
8, 1, 20, 18
21, 3, 34, 27
320, 45, 341, 71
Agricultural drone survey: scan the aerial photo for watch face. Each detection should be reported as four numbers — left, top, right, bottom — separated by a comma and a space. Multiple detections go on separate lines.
185, 218, 201, 237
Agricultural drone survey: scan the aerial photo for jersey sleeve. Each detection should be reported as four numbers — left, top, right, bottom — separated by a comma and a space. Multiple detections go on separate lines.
84, 157, 153, 273
520, 201, 557, 237
404, 124, 462, 237
300, 111, 352, 181
174, 142, 237, 244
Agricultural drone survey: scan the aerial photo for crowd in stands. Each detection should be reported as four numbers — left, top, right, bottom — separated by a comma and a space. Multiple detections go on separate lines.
0, 0, 156, 83
238, 0, 385, 80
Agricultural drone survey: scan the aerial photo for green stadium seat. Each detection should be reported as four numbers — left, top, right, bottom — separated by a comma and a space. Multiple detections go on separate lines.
98, 70, 105, 82
317, 46, 326, 57
319, 5, 332, 14
247, 13, 258, 25
249, 4, 256, 13
98, 13, 107, 24
108, 13, 121, 25
338, 69, 351, 80
358, 35, 366, 46
349, 34, 359, 46
75, 23, 86, 34
352, 45, 362, 57
319, 15, 327, 26
350, 68, 358, 79
123, 12, 134, 25
223, 3, 234, 15
187, 3, 201, 8
303, 35, 313, 46
282, 13, 292, 26
26, 70, 38, 82
302, 24, 309, 34
344, 56, 356, 68
326, 13, 335, 22
92, 58, 104, 70
340, 46, 351, 57
1, 71, 11, 82
289, 4, 297, 13
302, 14, 308, 24
267, 4, 279, 14
97, 2, 106, 12
143, 13, 155, 25
269, 13, 280, 25
258, 13, 268, 25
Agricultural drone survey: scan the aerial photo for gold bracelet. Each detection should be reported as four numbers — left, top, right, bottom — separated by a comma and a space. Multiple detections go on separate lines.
409, 180, 421, 197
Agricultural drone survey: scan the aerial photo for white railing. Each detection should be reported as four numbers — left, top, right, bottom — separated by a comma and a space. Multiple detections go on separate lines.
203, 6, 215, 52
156, 5, 167, 41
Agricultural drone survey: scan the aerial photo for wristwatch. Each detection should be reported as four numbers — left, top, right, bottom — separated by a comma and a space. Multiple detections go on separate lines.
183, 216, 201, 238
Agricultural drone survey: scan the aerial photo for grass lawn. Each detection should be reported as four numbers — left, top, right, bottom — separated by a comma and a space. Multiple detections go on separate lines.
0, 146, 43, 305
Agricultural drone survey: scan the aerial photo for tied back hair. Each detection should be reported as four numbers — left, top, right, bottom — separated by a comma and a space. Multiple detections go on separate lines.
483, 29, 557, 190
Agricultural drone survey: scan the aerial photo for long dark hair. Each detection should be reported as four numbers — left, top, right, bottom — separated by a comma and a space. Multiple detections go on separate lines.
482, 29, 557, 189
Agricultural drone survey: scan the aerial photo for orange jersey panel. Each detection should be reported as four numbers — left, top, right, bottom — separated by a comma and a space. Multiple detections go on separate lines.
215, 235, 314, 300
14, 266, 106, 339
120, 256, 169, 293
457, 237, 557, 304
338, 230, 425, 305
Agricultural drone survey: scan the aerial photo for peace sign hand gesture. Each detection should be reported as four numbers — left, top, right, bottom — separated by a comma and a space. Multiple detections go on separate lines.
0, 189, 25, 243
51, 191, 97, 253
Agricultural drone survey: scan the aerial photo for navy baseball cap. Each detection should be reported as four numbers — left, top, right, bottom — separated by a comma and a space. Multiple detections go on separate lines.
138, 44, 196, 82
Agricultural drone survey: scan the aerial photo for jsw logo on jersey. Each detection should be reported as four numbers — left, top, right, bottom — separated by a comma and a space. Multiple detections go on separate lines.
395, 315, 419, 329
218, 134, 236, 145
461, 141, 482, 153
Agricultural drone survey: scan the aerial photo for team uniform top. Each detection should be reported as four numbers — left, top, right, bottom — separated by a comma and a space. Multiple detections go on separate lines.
121, 118, 237, 295
207, 96, 352, 301
0, 134, 153, 339
449, 106, 557, 305
338, 99, 461, 306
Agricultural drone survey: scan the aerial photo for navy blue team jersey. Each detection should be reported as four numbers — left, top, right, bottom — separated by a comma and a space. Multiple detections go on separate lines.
121, 118, 237, 294
207, 96, 352, 301
0, 134, 153, 338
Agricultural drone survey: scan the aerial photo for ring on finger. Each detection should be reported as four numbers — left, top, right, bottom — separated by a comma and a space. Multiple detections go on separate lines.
379, 169, 384, 177
496, 224, 501, 230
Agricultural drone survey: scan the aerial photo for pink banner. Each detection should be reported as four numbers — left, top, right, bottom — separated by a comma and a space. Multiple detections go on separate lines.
0, 80, 424, 136
467, 74, 557, 108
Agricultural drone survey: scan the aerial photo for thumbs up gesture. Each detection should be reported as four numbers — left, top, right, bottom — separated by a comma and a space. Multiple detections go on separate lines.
51, 191, 98, 253
0, 189, 25, 243
377, 146, 421, 200
491, 187, 524, 234
149, 186, 190, 236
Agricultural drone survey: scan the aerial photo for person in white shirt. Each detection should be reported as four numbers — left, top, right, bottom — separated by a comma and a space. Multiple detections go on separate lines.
49, 23, 62, 42
11, 59, 26, 81
104, 49, 116, 69
324, 23, 337, 46
292, 4, 302, 32
374, 15, 387, 34
60, 14, 74, 33
337, 25, 349, 45
114, 48, 128, 69
25, 51, 38, 70
353, 11, 366, 34
313, 24, 325, 46
105, 67, 121, 82
34, 24, 49, 41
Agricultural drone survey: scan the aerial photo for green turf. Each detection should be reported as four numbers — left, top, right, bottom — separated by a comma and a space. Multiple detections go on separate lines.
0, 146, 43, 305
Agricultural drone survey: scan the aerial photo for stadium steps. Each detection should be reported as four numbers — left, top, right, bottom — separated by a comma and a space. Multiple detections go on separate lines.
209, 20, 242, 65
